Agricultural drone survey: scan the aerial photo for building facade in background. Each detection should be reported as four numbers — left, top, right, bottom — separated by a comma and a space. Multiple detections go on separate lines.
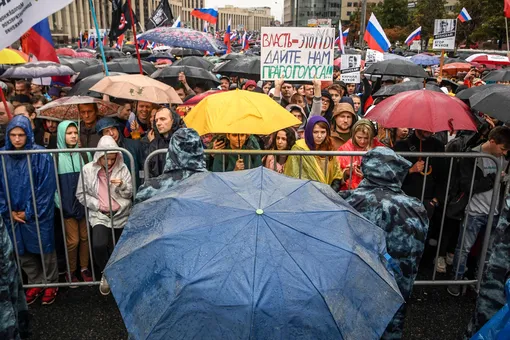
48, 0, 273, 42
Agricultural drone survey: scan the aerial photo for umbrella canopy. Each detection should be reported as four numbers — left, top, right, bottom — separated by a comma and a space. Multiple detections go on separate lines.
184, 89, 301, 135
36, 96, 121, 121
144, 51, 175, 62
373, 82, 444, 98
154, 59, 173, 68
483, 69, 510, 82
215, 57, 261, 80
466, 54, 510, 66
138, 27, 226, 52
75, 51, 95, 58
59, 57, 101, 73
104, 50, 127, 59
455, 84, 506, 100
410, 53, 440, 66
383, 53, 408, 61
76, 59, 157, 81
0, 48, 30, 64
151, 65, 219, 88
365, 90, 477, 132
90, 74, 183, 104
1, 61, 75, 78
175, 90, 225, 116
172, 56, 214, 70
56, 48, 77, 57
105, 166, 403, 340
442, 62, 472, 76
76, 48, 96, 53
364, 59, 428, 78
469, 86, 510, 122
444, 57, 468, 64
219, 52, 246, 61
122, 45, 136, 54
170, 48, 203, 57
67, 72, 127, 97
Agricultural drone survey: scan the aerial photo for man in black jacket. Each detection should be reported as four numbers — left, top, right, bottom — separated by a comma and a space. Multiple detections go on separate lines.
447, 126, 510, 296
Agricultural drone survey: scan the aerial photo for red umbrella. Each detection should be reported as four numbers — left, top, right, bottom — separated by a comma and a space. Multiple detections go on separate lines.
56, 48, 77, 57
442, 62, 471, 76
467, 54, 510, 66
75, 52, 95, 58
175, 90, 225, 116
365, 90, 477, 133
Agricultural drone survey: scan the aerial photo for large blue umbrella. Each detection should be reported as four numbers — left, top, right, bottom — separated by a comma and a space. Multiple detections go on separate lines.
410, 53, 440, 66
105, 167, 403, 340
138, 27, 227, 53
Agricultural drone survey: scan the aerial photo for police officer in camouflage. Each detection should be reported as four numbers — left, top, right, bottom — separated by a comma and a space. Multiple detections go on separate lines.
341, 147, 429, 340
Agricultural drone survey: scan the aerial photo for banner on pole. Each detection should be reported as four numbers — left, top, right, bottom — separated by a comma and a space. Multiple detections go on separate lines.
260, 27, 335, 81
340, 55, 361, 83
0, 0, 73, 50
432, 19, 457, 51
365, 49, 384, 67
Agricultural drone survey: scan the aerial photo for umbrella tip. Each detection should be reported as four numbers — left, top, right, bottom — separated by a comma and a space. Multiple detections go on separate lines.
256, 209, 264, 215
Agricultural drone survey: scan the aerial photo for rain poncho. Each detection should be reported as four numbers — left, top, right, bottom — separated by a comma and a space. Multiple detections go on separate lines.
76, 136, 133, 229
0, 216, 30, 340
340, 147, 429, 340
465, 194, 510, 338
0, 116, 57, 255
135, 129, 207, 204
284, 116, 343, 185
55, 120, 89, 220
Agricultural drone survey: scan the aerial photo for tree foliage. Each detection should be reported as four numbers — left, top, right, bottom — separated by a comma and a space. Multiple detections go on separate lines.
373, 0, 409, 28
455, 0, 506, 47
411, 0, 447, 43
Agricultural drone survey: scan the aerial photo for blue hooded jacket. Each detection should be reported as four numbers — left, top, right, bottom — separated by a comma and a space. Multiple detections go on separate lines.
0, 116, 57, 255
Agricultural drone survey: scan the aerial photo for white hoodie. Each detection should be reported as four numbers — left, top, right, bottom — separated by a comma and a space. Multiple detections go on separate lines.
76, 136, 133, 229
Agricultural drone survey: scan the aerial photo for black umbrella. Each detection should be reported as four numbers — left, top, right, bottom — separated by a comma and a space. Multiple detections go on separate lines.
1, 61, 75, 78
170, 48, 203, 57
104, 50, 127, 59
215, 57, 260, 80
219, 52, 245, 61
122, 45, 136, 53
138, 50, 152, 59
76, 59, 157, 81
483, 70, 510, 82
67, 72, 127, 97
151, 65, 219, 89
96, 46, 115, 53
469, 86, 510, 122
58, 57, 101, 73
75, 48, 97, 54
364, 59, 428, 78
144, 52, 175, 62
456, 84, 506, 100
172, 56, 214, 71
373, 81, 444, 98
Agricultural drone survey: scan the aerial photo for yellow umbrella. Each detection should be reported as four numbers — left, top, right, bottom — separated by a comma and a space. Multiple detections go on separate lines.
0, 48, 29, 64
184, 89, 301, 136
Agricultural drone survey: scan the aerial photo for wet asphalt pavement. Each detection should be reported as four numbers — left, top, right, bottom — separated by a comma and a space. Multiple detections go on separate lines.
26, 277, 477, 340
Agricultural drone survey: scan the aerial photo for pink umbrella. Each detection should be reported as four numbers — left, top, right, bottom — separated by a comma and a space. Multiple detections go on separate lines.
466, 54, 510, 66
76, 52, 95, 58
56, 48, 77, 57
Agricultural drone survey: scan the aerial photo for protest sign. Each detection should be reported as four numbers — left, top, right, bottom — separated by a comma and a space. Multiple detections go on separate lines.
340, 55, 361, 83
432, 19, 457, 51
0, 0, 73, 50
260, 27, 335, 81
365, 49, 384, 66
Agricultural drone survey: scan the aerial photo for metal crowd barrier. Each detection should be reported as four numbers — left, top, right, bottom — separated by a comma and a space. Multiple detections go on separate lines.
145, 149, 503, 292
1, 148, 136, 289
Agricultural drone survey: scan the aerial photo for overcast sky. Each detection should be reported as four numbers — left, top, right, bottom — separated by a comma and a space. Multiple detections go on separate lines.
206, 0, 284, 22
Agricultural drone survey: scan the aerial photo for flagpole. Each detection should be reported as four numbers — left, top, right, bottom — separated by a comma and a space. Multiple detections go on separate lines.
88, 0, 109, 76
126, 0, 144, 75
506, 17, 510, 52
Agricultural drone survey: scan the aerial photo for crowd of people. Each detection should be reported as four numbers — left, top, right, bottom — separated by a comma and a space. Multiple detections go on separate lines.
0, 61, 509, 340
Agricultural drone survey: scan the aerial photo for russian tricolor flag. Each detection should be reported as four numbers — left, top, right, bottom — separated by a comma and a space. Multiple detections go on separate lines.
172, 16, 181, 28
342, 28, 349, 44
242, 32, 249, 51
224, 18, 231, 54
404, 26, 421, 46
364, 13, 390, 53
458, 8, 472, 22
191, 8, 218, 25
78, 31, 83, 48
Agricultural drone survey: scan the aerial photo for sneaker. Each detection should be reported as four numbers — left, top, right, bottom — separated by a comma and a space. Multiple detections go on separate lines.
25, 288, 44, 305
446, 253, 454, 266
447, 284, 461, 297
81, 268, 93, 283
435, 257, 446, 273
65, 272, 80, 288
99, 275, 110, 296
41, 287, 58, 305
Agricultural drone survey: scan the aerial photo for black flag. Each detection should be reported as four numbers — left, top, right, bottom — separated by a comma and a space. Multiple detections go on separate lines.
146, 0, 174, 30
109, 1, 139, 40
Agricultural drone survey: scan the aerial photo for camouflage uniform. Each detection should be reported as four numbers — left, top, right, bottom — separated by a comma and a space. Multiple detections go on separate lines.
135, 129, 207, 204
464, 195, 510, 338
0, 216, 30, 340
340, 147, 429, 340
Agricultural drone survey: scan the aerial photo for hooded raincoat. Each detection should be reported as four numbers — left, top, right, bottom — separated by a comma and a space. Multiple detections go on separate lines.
76, 136, 132, 229
284, 116, 343, 185
55, 121, 89, 220
0, 216, 30, 340
340, 147, 429, 340
0, 116, 56, 255
211, 135, 262, 172
135, 129, 207, 204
